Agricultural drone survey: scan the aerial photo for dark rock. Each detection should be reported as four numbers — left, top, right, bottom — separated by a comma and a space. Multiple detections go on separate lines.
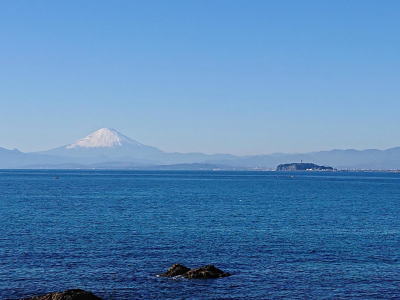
22, 289, 102, 300
183, 265, 231, 279
159, 264, 231, 279
158, 263, 191, 277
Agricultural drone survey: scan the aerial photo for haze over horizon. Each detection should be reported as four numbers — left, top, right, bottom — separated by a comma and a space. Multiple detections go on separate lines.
3, 126, 400, 170
1, 1, 400, 155
3, 127, 400, 157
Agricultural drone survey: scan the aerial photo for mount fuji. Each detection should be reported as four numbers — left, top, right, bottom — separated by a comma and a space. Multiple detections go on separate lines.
66, 128, 147, 149
40, 128, 165, 164
37, 128, 235, 167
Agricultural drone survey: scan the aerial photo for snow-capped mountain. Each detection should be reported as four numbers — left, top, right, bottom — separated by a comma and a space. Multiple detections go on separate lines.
65, 128, 144, 149
40, 128, 165, 164
35, 128, 235, 166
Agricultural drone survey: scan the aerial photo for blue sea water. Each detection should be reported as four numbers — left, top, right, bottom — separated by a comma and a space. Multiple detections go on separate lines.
1, 170, 400, 299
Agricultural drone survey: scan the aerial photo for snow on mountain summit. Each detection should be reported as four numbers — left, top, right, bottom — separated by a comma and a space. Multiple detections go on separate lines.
66, 128, 144, 149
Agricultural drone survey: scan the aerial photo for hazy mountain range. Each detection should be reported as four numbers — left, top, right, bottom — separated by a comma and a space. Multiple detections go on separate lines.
1, 128, 400, 170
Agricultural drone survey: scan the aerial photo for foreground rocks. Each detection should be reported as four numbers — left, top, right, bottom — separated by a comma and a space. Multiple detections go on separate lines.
159, 264, 231, 279
23, 289, 102, 300
184, 265, 231, 279
159, 263, 191, 277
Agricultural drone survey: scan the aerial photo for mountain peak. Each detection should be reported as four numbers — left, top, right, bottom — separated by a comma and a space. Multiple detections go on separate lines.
66, 128, 143, 149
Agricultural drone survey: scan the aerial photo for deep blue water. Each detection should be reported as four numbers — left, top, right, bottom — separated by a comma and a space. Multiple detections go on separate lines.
1, 170, 400, 299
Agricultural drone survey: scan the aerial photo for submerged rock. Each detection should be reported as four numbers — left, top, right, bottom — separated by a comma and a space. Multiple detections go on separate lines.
184, 265, 231, 279
23, 289, 102, 300
158, 263, 191, 277
159, 264, 231, 279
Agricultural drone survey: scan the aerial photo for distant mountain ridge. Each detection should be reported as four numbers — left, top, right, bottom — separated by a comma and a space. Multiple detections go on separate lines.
1, 128, 400, 170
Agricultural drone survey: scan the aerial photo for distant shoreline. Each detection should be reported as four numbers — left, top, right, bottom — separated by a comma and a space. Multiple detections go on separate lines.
1, 168, 399, 172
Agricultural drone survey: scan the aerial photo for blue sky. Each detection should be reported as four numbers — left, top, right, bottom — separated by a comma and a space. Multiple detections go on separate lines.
1, 0, 399, 155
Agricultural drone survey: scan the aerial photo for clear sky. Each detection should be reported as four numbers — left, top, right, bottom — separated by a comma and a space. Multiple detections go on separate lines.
1, 0, 399, 155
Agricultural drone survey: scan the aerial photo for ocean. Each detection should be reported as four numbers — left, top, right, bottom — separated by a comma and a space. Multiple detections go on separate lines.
1, 170, 399, 299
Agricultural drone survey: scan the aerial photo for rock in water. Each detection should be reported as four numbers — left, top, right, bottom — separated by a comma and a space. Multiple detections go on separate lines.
158, 263, 191, 277
22, 289, 102, 300
184, 265, 231, 279
159, 264, 231, 279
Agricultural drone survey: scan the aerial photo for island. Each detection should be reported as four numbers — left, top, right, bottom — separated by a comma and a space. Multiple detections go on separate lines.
276, 163, 334, 171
